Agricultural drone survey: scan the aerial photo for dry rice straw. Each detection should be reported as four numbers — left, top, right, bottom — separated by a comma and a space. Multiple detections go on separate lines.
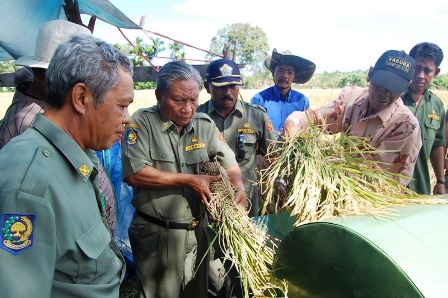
203, 160, 288, 298
260, 124, 448, 227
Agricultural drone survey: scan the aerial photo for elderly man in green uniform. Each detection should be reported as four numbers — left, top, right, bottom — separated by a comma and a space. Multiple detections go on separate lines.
0, 35, 134, 297
197, 58, 278, 217
121, 60, 246, 298
402, 42, 446, 195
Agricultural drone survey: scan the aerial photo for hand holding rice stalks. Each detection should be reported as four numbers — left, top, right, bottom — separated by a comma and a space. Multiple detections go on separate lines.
260, 124, 447, 226
203, 160, 288, 298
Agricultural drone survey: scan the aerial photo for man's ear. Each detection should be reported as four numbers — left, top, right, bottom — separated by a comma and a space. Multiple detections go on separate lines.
203, 81, 211, 94
70, 83, 91, 115
155, 88, 162, 104
435, 67, 441, 76
366, 67, 374, 83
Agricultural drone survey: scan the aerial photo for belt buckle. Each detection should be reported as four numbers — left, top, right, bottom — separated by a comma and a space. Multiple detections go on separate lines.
187, 220, 199, 230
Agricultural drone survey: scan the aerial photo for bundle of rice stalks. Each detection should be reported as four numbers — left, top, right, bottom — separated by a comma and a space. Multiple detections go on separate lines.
260, 124, 447, 226
203, 160, 288, 298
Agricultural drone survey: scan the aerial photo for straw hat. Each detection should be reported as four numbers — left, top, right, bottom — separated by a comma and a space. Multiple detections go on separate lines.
264, 48, 316, 84
15, 20, 91, 69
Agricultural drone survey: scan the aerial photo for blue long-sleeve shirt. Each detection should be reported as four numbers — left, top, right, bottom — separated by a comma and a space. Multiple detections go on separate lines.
251, 85, 309, 131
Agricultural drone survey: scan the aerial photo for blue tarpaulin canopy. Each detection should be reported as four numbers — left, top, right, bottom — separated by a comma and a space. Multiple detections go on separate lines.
0, 0, 140, 61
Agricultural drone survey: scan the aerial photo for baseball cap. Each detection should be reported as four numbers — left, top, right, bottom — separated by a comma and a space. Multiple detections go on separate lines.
15, 20, 92, 69
205, 59, 243, 87
370, 50, 416, 94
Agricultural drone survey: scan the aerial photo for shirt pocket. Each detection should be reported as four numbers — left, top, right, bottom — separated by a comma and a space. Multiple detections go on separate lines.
185, 148, 210, 165
238, 134, 257, 165
150, 147, 176, 164
423, 117, 440, 144
243, 133, 257, 152
76, 218, 116, 284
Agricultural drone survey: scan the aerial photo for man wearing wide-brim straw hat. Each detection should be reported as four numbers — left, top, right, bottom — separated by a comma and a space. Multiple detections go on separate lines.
251, 48, 316, 132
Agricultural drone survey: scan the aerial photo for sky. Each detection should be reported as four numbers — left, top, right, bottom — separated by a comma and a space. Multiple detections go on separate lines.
91, 0, 448, 74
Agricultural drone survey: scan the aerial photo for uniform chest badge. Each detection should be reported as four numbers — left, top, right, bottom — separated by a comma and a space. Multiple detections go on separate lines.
1, 214, 35, 255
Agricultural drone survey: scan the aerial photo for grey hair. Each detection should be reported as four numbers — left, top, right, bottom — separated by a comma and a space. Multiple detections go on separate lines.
45, 35, 133, 109
156, 60, 203, 96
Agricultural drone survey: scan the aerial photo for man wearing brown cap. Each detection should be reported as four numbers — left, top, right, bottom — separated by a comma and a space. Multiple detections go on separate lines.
284, 49, 422, 187
251, 48, 316, 132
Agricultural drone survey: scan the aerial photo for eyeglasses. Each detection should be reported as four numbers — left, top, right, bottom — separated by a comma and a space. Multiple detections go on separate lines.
236, 134, 246, 161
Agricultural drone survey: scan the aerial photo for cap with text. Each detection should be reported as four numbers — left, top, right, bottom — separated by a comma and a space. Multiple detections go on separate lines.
205, 59, 243, 87
370, 50, 416, 94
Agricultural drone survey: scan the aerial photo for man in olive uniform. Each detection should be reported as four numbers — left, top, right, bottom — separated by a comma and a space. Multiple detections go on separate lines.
402, 42, 446, 195
0, 35, 134, 297
197, 58, 279, 217
121, 60, 246, 298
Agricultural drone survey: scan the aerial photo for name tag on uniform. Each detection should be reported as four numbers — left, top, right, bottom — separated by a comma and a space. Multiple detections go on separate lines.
428, 114, 440, 120
238, 128, 255, 134
186, 143, 205, 151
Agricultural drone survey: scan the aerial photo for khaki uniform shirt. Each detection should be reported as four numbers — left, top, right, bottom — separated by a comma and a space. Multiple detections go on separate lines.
0, 114, 124, 298
286, 86, 422, 186
197, 99, 278, 216
121, 105, 238, 220
402, 89, 446, 194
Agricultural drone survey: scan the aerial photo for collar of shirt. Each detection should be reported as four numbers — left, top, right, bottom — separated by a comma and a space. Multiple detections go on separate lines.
32, 113, 95, 182
273, 85, 290, 101
205, 99, 244, 118
357, 93, 399, 125
402, 88, 431, 105
155, 106, 196, 136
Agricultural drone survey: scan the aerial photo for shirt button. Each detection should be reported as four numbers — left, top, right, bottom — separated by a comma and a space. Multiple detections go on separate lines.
161, 154, 166, 158
42, 150, 50, 157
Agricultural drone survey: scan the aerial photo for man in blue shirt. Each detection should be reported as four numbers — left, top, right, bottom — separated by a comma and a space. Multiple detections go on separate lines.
251, 49, 316, 132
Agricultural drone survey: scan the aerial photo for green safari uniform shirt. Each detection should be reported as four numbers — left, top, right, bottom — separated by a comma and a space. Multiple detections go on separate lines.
197, 99, 278, 216
121, 105, 237, 298
0, 114, 124, 298
403, 89, 446, 194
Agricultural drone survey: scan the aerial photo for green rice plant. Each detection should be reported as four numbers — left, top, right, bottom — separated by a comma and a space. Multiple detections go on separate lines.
260, 124, 447, 226
203, 160, 288, 298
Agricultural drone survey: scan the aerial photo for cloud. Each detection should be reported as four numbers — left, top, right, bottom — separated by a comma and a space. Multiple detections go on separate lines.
103, 0, 448, 72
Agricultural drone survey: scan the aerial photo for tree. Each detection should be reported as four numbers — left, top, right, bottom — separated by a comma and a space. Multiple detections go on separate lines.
207, 23, 269, 65
113, 36, 165, 89
0, 60, 16, 74
432, 74, 448, 90
169, 42, 186, 61
128, 36, 165, 67
337, 73, 367, 88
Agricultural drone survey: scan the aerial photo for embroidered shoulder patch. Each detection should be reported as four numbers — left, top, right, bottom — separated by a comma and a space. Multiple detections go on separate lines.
265, 116, 274, 131
126, 130, 138, 146
1, 214, 35, 255
218, 133, 226, 143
